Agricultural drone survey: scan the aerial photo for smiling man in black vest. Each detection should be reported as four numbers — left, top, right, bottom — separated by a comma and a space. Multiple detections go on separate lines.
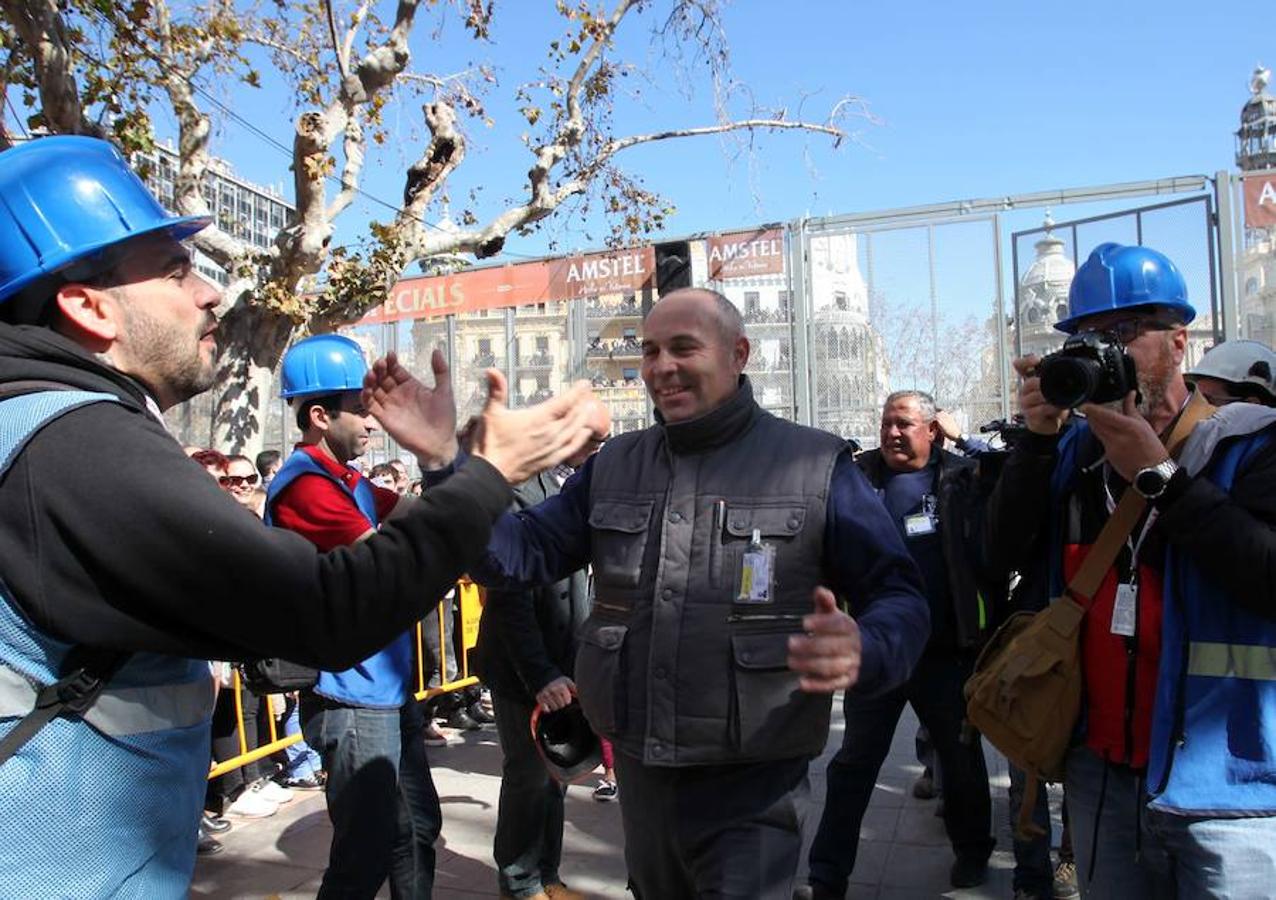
417, 288, 931, 899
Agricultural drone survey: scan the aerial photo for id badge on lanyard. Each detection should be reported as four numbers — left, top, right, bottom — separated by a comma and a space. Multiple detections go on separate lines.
736, 528, 777, 604
1102, 473, 1155, 638
903, 493, 938, 538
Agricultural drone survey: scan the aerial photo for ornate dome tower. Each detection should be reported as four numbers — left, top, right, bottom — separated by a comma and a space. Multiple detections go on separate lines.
1238, 66, 1276, 347
1016, 213, 1075, 359
1237, 65, 1276, 172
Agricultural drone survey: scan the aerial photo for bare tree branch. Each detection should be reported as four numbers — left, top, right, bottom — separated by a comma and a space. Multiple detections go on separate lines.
245, 32, 325, 80
153, 0, 249, 271
0, 0, 100, 136
324, 0, 347, 81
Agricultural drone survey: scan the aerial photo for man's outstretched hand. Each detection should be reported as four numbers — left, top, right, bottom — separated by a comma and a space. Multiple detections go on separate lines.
362, 349, 458, 469
471, 369, 603, 484
788, 586, 862, 693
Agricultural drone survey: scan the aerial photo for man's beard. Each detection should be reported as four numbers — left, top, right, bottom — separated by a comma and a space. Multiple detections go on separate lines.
1135, 334, 1178, 419
119, 300, 218, 404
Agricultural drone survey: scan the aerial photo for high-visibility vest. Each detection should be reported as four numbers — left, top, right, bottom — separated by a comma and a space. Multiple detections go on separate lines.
0, 390, 214, 897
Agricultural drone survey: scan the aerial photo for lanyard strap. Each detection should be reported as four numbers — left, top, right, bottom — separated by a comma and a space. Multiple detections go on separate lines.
1066, 391, 1215, 605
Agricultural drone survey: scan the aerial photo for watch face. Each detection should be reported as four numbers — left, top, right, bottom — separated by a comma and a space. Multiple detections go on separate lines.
1135, 468, 1166, 496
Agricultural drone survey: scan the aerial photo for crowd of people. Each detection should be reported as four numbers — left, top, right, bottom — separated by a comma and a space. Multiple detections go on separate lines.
2, 134, 1276, 900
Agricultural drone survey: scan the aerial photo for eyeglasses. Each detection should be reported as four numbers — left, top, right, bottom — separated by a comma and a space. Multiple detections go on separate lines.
218, 474, 259, 488
1078, 317, 1176, 344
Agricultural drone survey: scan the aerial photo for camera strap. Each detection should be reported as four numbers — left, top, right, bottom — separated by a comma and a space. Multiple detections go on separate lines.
1065, 390, 1216, 606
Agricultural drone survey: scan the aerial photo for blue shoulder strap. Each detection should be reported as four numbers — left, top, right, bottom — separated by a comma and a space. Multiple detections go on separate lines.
0, 388, 127, 767
0, 390, 120, 477
265, 448, 379, 528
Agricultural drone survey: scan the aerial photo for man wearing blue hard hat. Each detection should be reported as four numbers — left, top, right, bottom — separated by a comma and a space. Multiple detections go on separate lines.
0, 135, 599, 897
986, 242, 1276, 896
267, 333, 442, 898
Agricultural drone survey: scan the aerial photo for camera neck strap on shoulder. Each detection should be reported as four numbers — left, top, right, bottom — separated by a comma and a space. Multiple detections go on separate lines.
1066, 390, 1216, 605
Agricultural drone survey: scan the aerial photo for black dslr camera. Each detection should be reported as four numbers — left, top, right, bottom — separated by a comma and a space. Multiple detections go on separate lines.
1037, 332, 1138, 409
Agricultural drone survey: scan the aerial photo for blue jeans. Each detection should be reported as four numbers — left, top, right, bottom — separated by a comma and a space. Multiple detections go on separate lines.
807, 651, 994, 894
1008, 764, 1053, 898
281, 694, 322, 780
1145, 807, 1276, 897
492, 691, 567, 897
1065, 747, 1169, 898
302, 698, 441, 900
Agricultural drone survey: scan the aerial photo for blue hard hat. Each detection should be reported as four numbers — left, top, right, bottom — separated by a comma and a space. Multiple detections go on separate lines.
0, 136, 210, 304
280, 334, 368, 399
1055, 242, 1195, 334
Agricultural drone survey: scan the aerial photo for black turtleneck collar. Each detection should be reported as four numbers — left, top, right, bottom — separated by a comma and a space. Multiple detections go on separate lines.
657, 375, 760, 454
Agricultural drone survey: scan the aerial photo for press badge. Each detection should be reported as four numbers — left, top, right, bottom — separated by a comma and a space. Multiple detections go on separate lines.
1111, 582, 1138, 637
736, 528, 777, 604
903, 494, 938, 537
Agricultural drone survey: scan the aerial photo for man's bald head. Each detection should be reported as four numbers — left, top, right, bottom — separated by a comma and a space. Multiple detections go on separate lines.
641, 288, 750, 423
655, 288, 745, 344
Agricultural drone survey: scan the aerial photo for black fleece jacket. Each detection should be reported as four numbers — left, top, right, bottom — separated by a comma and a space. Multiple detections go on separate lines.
0, 324, 511, 669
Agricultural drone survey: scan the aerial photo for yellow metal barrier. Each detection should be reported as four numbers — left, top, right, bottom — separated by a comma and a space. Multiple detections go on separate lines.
208, 580, 485, 780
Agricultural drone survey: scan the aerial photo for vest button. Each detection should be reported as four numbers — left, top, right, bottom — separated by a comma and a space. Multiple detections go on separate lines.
651, 742, 664, 756
740, 651, 753, 663
661, 588, 674, 601
669, 511, 682, 523
731, 519, 745, 530
654, 667, 667, 679
787, 517, 800, 530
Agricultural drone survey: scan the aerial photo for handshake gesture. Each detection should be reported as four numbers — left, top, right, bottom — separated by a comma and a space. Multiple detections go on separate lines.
361, 349, 609, 484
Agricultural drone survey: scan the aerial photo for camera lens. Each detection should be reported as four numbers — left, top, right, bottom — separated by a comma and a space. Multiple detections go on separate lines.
1039, 355, 1103, 408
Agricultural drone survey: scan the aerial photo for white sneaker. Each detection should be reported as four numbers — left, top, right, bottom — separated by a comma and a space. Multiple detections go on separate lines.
226, 786, 278, 818
255, 779, 294, 804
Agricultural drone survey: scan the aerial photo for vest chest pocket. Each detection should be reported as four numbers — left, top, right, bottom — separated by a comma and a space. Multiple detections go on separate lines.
589, 499, 654, 589
711, 503, 808, 591
728, 631, 826, 757
574, 621, 628, 737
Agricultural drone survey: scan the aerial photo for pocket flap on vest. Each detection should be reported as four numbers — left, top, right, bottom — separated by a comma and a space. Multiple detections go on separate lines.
588, 498, 654, 533
724, 504, 806, 538
731, 632, 792, 671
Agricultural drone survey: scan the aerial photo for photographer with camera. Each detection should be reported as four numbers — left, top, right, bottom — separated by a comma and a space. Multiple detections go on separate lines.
985, 243, 1276, 897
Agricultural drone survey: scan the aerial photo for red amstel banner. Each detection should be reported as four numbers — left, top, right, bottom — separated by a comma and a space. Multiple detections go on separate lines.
357, 246, 655, 325
547, 246, 655, 299
1244, 174, 1276, 229
706, 227, 785, 280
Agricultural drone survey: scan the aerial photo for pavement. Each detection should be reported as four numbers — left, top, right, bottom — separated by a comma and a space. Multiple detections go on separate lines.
191, 703, 1065, 899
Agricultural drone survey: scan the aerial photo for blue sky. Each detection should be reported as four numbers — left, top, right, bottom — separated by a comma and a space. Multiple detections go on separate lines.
140, 0, 1275, 263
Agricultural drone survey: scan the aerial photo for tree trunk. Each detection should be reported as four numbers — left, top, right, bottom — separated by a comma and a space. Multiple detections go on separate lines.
211, 301, 295, 457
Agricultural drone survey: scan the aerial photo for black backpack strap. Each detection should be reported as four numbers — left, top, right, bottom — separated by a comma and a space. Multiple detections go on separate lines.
0, 646, 132, 766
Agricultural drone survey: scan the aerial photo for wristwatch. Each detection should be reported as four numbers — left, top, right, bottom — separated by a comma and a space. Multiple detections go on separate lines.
1133, 458, 1179, 500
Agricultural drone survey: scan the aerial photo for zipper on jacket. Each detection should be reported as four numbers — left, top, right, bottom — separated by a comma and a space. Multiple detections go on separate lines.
726, 612, 806, 624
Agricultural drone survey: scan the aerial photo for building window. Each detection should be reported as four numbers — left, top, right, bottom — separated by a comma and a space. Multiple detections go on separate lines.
744, 291, 761, 314
536, 335, 550, 352
478, 338, 492, 355
834, 291, 849, 312
622, 367, 638, 380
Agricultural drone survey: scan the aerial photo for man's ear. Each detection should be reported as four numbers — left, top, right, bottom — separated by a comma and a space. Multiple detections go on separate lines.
1169, 326, 1188, 366
53, 282, 120, 351
734, 334, 751, 371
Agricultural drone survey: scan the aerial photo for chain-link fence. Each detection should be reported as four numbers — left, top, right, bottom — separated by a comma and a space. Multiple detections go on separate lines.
1011, 196, 1220, 372
795, 218, 1006, 450
167, 181, 1233, 463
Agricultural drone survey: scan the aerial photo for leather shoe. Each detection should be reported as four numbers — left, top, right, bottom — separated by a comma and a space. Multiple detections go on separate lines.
951, 853, 989, 888
446, 707, 482, 731
197, 827, 224, 856
912, 768, 937, 799
793, 883, 843, 900
201, 814, 231, 834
